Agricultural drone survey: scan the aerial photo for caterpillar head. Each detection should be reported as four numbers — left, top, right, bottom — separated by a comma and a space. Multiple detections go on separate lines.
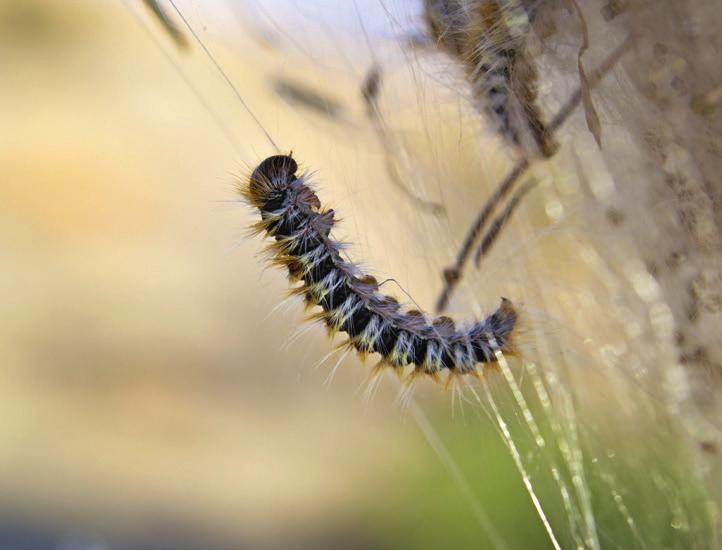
243, 154, 299, 209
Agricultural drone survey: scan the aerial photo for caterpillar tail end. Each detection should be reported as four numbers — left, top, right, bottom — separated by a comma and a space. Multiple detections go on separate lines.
494, 297, 520, 357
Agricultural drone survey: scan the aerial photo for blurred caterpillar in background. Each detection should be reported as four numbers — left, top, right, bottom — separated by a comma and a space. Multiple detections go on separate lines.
242, 154, 518, 380
424, 0, 558, 157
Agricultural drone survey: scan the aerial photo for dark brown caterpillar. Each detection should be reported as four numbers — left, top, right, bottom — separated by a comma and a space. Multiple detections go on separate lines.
242, 155, 518, 378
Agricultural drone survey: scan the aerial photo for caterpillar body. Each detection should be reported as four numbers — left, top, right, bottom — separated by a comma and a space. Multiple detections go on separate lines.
242, 155, 518, 379
425, 0, 557, 157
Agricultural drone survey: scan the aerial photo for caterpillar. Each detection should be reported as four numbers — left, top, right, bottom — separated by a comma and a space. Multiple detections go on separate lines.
241, 154, 519, 379
424, 0, 557, 157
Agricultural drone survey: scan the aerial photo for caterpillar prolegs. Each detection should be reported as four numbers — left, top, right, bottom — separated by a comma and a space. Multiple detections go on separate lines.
242, 155, 519, 380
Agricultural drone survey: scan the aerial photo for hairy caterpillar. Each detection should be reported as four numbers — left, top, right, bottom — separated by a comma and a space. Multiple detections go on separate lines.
425, 0, 557, 157
242, 154, 518, 379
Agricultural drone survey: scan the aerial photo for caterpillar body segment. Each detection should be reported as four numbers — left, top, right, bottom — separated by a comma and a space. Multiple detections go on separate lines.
242, 155, 519, 379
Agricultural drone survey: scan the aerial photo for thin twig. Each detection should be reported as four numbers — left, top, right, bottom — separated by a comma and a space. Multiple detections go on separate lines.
435, 158, 529, 312
473, 179, 537, 267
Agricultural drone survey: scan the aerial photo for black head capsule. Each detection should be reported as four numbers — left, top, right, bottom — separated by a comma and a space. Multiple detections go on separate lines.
249, 154, 298, 196
249, 154, 299, 214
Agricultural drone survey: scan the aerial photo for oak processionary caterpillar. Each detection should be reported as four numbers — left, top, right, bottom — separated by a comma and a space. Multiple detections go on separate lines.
242, 154, 519, 381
